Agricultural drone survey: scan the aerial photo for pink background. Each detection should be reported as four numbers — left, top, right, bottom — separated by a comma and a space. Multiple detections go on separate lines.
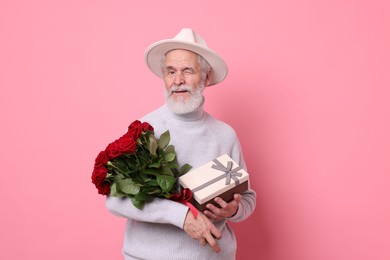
1, 1, 389, 259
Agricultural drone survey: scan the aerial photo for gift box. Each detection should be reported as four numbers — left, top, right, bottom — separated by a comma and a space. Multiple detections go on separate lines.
179, 154, 249, 211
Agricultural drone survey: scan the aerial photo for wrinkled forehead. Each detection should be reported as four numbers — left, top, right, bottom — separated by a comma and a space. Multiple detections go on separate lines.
164, 49, 201, 68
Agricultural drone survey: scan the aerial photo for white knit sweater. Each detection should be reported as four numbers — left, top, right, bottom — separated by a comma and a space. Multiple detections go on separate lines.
106, 102, 256, 260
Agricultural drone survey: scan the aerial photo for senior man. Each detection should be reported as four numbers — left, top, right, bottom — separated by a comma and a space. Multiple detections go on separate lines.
106, 28, 256, 260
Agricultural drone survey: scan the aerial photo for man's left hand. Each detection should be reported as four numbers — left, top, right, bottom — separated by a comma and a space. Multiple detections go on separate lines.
203, 194, 241, 221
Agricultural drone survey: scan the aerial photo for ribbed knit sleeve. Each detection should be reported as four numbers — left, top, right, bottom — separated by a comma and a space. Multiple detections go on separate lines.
106, 196, 189, 229
224, 126, 257, 223
228, 188, 257, 222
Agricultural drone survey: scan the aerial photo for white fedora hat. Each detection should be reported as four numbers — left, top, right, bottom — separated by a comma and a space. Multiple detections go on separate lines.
144, 28, 228, 86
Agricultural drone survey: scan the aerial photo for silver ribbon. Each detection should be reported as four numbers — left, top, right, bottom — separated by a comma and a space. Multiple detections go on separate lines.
191, 159, 243, 193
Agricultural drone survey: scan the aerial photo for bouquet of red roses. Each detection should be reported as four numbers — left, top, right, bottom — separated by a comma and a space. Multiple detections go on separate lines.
91, 120, 192, 209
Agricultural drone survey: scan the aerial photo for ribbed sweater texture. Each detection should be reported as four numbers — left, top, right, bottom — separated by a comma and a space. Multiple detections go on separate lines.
106, 103, 256, 260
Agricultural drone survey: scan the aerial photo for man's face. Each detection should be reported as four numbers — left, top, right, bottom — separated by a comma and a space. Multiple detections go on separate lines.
163, 49, 205, 103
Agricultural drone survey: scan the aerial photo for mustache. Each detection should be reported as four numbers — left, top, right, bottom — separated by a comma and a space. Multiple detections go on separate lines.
168, 85, 192, 94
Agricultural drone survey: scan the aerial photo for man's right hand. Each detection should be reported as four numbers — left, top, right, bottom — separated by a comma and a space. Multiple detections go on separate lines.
183, 210, 222, 253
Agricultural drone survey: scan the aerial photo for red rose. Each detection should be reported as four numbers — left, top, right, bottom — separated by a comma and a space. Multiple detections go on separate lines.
91, 166, 108, 185
141, 122, 154, 132
94, 150, 109, 168
105, 140, 122, 159
96, 181, 111, 195
116, 135, 137, 154
127, 120, 143, 139
105, 135, 136, 159
126, 120, 154, 140
128, 120, 143, 129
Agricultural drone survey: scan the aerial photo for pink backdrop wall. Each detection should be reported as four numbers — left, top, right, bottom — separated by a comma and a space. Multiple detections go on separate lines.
1, 1, 389, 259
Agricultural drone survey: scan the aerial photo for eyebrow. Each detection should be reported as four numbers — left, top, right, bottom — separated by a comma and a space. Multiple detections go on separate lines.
164, 66, 195, 72
183, 67, 194, 72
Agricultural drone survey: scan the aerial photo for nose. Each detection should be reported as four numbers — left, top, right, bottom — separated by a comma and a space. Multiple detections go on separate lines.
173, 72, 185, 85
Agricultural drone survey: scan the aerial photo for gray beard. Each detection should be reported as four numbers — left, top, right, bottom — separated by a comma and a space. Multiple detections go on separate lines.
164, 83, 205, 114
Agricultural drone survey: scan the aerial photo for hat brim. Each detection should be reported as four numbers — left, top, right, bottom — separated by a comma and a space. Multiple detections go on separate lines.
144, 39, 228, 86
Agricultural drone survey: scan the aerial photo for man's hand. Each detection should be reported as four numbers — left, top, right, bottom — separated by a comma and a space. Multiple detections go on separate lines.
183, 210, 222, 253
203, 194, 241, 221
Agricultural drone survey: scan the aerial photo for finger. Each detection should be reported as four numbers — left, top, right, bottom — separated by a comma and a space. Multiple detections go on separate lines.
200, 239, 207, 246
203, 210, 213, 218
204, 210, 219, 221
234, 194, 242, 203
214, 197, 228, 208
206, 203, 221, 215
210, 224, 222, 240
204, 233, 221, 253
229, 194, 241, 210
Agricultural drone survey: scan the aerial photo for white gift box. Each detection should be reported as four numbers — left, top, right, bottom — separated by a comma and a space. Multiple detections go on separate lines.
179, 154, 249, 211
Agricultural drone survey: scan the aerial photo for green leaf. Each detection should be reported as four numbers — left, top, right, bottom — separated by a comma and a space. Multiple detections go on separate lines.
143, 168, 160, 176
164, 152, 176, 162
161, 165, 173, 176
146, 188, 161, 195
158, 130, 170, 149
167, 161, 179, 169
149, 179, 159, 186
148, 135, 158, 155
133, 173, 146, 184
131, 197, 145, 209
111, 183, 127, 197
118, 178, 140, 195
157, 175, 175, 192
141, 175, 151, 182
164, 144, 175, 154
179, 164, 192, 175
149, 158, 162, 168
135, 191, 151, 202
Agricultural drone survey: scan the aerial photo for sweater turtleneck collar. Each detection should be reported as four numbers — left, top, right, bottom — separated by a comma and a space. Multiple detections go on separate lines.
163, 98, 205, 122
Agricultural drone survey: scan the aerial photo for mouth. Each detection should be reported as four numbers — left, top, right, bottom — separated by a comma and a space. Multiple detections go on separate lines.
172, 90, 189, 94
169, 85, 192, 96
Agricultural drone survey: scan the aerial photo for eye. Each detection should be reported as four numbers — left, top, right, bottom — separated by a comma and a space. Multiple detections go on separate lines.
166, 70, 175, 76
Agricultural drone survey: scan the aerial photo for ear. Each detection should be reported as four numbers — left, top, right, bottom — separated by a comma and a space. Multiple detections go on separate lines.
205, 71, 211, 86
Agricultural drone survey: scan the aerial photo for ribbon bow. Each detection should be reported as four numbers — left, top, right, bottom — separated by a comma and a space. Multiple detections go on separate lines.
191, 159, 243, 194
211, 159, 243, 186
